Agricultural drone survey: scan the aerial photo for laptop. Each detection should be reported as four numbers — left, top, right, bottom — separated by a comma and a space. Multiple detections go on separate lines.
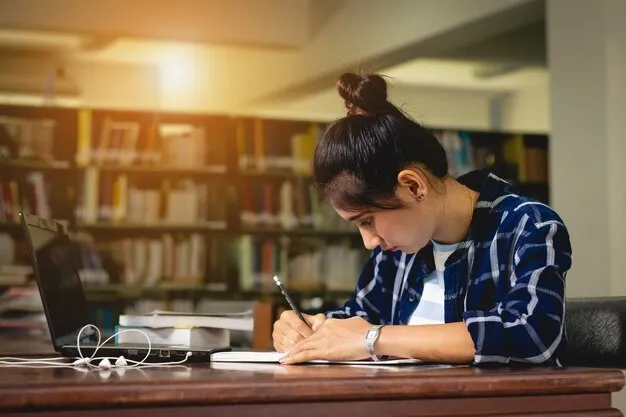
19, 211, 231, 363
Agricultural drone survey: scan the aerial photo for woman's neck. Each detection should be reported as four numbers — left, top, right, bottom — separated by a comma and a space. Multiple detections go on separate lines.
431, 177, 478, 244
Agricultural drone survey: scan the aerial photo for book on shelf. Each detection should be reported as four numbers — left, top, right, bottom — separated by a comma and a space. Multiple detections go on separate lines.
0, 171, 51, 223
236, 119, 318, 174
0, 115, 56, 163
75, 111, 227, 170
233, 236, 366, 292
239, 178, 350, 232
111, 233, 209, 287
76, 169, 229, 227
502, 135, 548, 183
432, 130, 475, 177
433, 130, 548, 183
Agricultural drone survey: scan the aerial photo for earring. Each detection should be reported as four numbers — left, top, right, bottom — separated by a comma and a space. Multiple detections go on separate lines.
417, 193, 425, 201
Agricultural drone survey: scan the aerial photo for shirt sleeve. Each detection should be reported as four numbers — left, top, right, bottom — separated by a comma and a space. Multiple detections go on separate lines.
325, 247, 393, 324
463, 217, 572, 365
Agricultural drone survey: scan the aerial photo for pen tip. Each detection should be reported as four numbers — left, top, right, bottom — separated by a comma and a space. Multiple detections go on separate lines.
273, 275, 280, 284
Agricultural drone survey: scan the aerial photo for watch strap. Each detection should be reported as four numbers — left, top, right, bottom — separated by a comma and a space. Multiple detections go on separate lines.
365, 324, 385, 361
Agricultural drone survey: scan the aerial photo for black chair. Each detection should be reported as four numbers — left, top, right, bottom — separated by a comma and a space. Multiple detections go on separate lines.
564, 296, 626, 368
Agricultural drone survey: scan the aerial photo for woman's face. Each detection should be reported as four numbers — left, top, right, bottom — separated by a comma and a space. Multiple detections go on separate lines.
335, 185, 440, 254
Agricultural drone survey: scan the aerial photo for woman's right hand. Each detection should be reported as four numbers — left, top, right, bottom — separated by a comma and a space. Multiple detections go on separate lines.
272, 310, 326, 352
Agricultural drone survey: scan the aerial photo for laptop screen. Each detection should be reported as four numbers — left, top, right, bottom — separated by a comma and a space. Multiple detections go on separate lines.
20, 213, 93, 350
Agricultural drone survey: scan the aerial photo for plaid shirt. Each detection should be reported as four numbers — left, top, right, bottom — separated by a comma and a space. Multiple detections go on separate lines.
327, 169, 572, 366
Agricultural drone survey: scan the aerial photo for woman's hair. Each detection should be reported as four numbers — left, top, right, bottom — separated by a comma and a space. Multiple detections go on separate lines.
313, 72, 449, 211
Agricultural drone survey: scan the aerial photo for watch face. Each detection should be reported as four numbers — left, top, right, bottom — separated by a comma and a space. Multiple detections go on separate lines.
367, 330, 377, 339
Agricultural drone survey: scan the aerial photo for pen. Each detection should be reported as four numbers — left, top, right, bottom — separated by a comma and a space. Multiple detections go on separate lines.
273, 275, 311, 329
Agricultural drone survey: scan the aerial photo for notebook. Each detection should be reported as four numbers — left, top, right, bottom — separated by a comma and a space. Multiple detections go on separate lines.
211, 350, 423, 365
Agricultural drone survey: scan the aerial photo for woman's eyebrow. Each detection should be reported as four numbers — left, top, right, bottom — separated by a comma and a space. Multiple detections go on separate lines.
347, 211, 370, 222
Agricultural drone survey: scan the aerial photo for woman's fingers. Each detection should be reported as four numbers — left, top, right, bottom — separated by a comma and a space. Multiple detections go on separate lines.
310, 313, 327, 331
280, 339, 323, 364
272, 311, 314, 352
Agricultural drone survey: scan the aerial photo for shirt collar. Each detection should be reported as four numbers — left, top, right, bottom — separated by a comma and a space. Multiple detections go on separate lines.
456, 168, 516, 208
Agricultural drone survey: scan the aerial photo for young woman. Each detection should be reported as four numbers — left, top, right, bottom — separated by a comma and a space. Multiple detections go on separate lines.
274, 73, 572, 366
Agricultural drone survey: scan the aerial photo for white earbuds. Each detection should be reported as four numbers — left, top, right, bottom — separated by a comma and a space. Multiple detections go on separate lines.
72, 357, 91, 366
0, 325, 195, 371
98, 358, 112, 369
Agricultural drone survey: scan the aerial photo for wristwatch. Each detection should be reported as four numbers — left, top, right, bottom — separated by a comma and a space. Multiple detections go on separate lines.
365, 324, 385, 361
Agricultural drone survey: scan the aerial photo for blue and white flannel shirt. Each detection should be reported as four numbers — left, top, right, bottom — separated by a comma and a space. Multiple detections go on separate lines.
326, 169, 572, 366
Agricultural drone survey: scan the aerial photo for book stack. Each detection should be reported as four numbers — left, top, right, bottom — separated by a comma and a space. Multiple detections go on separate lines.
116, 310, 254, 348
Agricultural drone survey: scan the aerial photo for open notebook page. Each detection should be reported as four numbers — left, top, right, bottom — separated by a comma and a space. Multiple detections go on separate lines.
210, 351, 423, 365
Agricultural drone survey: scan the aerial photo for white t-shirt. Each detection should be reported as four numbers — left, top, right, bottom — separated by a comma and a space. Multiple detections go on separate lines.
407, 241, 459, 325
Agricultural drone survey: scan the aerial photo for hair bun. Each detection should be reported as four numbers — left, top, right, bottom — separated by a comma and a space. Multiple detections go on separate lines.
338, 72, 388, 112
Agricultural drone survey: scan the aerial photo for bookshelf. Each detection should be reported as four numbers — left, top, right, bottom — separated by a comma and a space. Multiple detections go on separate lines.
0, 103, 550, 334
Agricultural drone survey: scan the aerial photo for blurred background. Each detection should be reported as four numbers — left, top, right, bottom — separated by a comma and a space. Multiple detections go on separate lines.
0, 0, 623, 388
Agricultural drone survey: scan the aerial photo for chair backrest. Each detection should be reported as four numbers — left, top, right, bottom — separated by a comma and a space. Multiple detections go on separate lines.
564, 296, 626, 368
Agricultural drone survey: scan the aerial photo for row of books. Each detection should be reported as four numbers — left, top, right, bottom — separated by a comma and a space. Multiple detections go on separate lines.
1, 110, 548, 184
0, 172, 51, 222
76, 169, 229, 226
75, 111, 227, 168
0, 116, 56, 163
84, 233, 365, 293
503, 136, 549, 182
1, 170, 350, 234
236, 236, 366, 292
240, 179, 352, 231
432, 131, 549, 182
236, 120, 318, 174
433, 130, 475, 177
110, 234, 209, 287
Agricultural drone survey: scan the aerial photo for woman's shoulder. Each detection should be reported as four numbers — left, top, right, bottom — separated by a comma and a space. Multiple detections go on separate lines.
473, 172, 565, 228
475, 179, 571, 259
488, 193, 565, 229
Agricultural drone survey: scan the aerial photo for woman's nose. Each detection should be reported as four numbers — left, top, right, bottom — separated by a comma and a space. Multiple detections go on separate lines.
360, 228, 382, 251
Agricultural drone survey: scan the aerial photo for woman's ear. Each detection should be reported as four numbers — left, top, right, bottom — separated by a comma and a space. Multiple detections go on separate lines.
397, 169, 428, 201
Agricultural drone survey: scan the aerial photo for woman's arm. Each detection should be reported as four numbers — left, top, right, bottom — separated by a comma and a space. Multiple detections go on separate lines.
463, 218, 572, 365
279, 317, 475, 364
377, 322, 474, 363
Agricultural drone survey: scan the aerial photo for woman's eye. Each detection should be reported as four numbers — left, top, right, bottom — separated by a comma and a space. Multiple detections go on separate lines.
359, 218, 373, 227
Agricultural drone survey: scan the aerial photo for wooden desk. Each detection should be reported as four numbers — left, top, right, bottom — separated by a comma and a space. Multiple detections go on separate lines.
0, 362, 623, 417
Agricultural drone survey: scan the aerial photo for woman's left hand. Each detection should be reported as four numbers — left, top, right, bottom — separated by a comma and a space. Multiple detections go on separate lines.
280, 317, 372, 364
